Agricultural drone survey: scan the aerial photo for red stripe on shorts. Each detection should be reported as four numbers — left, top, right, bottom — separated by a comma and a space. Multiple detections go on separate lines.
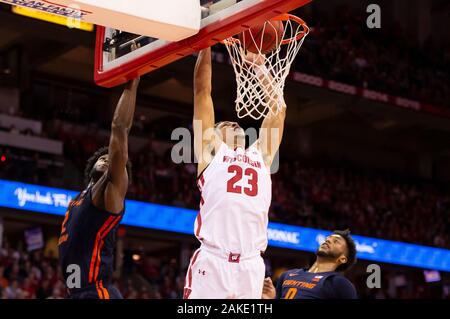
183, 249, 201, 299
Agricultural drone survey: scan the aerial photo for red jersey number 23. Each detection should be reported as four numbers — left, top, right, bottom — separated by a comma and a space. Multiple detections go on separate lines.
226, 165, 258, 196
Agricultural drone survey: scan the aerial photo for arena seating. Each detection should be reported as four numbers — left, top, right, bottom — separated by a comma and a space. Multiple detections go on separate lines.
1, 112, 449, 249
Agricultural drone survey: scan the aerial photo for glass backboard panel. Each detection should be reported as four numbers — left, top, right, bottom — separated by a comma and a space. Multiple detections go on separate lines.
94, 0, 311, 87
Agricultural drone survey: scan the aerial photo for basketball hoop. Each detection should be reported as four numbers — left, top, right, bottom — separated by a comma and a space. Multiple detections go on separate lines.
223, 14, 309, 120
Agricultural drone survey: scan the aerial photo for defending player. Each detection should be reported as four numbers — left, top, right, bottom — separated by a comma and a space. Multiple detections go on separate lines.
183, 47, 286, 299
262, 230, 358, 299
58, 50, 140, 299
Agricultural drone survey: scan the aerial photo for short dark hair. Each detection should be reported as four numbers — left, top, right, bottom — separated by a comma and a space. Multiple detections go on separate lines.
84, 146, 132, 186
333, 229, 357, 272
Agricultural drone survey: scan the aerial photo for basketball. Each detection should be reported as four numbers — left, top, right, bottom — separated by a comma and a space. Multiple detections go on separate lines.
239, 19, 285, 54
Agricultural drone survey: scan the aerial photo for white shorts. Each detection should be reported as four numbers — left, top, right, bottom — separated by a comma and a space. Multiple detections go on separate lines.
183, 246, 266, 299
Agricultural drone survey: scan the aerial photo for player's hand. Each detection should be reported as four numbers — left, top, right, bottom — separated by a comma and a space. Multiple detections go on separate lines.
262, 277, 276, 299
243, 49, 266, 66
129, 41, 141, 86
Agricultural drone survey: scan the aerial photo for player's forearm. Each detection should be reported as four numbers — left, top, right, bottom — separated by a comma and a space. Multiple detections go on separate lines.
258, 61, 286, 129
194, 47, 212, 95
256, 64, 286, 161
112, 78, 139, 132
106, 80, 139, 195
256, 66, 286, 116
193, 48, 215, 128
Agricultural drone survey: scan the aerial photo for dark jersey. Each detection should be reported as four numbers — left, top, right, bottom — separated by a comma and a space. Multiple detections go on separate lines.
276, 268, 357, 299
58, 186, 124, 298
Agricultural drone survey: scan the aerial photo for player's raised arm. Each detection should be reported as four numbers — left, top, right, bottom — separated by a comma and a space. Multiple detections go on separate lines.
193, 47, 217, 175
249, 53, 286, 168
91, 60, 140, 214
259, 101, 286, 168
106, 75, 140, 206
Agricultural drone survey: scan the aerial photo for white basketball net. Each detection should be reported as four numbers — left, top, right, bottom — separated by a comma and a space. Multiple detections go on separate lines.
223, 15, 309, 120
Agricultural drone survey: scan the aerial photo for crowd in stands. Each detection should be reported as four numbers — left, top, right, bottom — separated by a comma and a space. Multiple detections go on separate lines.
125, 145, 450, 250
0, 238, 186, 299
1, 125, 40, 137
0, 146, 63, 187
1, 7, 450, 299
214, 5, 450, 109
298, 6, 450, 108
121, 255, 185, 299
0, 242, 66, 299
1, 237, 447, 299
270, 161, 450, 249
1, 3, 450, 301
57, 121, 450, 249
2, 116, 449, 250
305, 6, 450, 108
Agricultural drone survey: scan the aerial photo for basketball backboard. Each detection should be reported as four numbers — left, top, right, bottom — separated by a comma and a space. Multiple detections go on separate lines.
0, 0, 201, 41
94, 0, 312, 88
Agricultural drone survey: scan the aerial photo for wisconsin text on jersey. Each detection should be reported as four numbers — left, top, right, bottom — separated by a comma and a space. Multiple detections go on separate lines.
223, 154, 262, 169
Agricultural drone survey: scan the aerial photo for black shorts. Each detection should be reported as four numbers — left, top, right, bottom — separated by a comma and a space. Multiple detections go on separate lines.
69, 284, 123, 299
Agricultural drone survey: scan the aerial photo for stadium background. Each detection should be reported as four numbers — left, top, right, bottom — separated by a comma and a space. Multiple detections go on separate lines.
0, 0, 449, 299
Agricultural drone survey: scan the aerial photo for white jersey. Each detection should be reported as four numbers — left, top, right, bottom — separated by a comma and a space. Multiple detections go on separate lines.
195, 142, 272, 255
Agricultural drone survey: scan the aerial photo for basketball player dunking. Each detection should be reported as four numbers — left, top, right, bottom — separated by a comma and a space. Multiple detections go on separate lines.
183, 47, 286, 299
58, 51, 140, 299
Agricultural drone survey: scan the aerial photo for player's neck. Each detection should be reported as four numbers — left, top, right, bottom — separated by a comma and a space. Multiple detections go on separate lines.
227, 141, 245, 150
308, 259, 337, 273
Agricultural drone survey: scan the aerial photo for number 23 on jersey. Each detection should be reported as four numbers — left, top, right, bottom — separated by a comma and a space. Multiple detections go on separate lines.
226, 165, 258, 196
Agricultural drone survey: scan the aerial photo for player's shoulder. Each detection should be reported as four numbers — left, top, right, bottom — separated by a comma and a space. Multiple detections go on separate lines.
327, 272, 353, 285
82, 186, 125, 217
325, 273, 358, 298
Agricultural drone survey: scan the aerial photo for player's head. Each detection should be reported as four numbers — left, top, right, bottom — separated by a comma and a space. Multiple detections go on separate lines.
214, 121, 245, 148
316, 229, 357, 272
84, 146, 132, 186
